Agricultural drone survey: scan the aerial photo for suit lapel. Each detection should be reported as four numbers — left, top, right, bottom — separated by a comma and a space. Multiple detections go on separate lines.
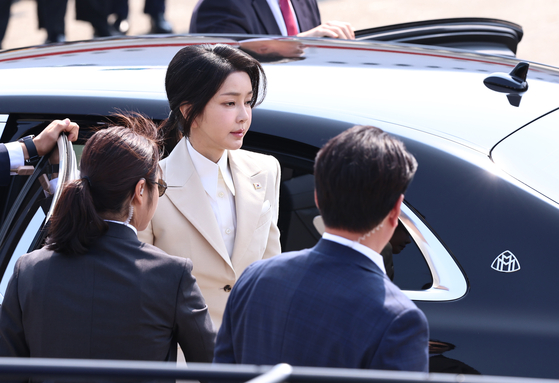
252, 0, 282, 35
163, 138, 231, 267
229, 150, 267, 267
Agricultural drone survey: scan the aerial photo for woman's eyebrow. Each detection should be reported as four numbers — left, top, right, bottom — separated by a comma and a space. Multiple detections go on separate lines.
219, 90, 253, 96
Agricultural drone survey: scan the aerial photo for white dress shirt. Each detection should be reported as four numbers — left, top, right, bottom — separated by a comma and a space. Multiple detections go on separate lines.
187, 140, 237, 257
322, 232, 387, 275
266, 0, 300, 36
5, 141, 24, 174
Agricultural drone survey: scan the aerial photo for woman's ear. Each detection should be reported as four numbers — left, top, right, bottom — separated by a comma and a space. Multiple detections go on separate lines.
179, 104, 190, 120
180, 104, 198, 129
132, 179, 147, 206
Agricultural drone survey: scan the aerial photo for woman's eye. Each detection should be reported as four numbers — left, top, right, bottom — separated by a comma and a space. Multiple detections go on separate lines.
224, 102, 235, 106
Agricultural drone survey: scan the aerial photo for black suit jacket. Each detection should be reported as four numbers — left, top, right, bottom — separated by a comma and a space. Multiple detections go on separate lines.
0, 144, 10, 187
214, 239, 429, 371
190, 0, 321, 35
0, 222, 215, 362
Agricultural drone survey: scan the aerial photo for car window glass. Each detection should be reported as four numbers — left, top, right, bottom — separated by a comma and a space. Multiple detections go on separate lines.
0, 136, 77, 304
491, 108, 559, 205
0, 208, 45, 301
391, 224, 433, 290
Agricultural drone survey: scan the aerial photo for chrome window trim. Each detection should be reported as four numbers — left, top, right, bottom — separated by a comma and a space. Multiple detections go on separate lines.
47, 135, 78, 222
0, 114, 8, 137
400, 203, 467, 302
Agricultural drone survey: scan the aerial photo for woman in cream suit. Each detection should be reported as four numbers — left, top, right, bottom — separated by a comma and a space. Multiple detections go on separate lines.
139, 44, 281, 329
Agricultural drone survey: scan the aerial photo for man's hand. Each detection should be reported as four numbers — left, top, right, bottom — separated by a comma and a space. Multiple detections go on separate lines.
298, 21, 355, 40
30, 119, 79, 158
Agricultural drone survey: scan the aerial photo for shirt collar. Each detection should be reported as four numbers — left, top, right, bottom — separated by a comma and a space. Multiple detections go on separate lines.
322, 232, 386, 274
104, 220, 138, 235
187, 139, 236, 197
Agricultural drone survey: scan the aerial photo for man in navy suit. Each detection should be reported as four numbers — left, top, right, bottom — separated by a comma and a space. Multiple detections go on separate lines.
0, 119, 79, 186
190, 0, 354, 39
214, 125, 428, 371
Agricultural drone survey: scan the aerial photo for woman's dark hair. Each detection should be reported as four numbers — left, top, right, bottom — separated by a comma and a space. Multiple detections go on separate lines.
314, 125, 418, 233
46, 113, 161, 255
160, 44, 267, 151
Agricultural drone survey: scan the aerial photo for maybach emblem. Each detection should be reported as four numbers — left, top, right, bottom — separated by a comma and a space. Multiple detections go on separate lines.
491, 250, 521, 273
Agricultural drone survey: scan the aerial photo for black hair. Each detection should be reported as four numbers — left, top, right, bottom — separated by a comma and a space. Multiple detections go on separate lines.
314, 125, 418, 233
46, 114, 161, 255
160, 44, 267, 151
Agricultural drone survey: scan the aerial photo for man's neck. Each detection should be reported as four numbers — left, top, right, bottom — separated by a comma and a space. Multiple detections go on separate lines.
324, 226, 390, 254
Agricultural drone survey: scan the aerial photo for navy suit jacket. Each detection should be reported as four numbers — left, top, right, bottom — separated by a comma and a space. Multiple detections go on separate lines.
214, 238, 429, 371
0, 144, 10, 187
190, 0, 321, 35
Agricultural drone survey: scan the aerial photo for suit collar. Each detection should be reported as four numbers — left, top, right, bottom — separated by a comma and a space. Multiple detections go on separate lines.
104, 221, 139, 242
163, 138, 231, 265
162, 140, 271, 271
322, 233, 386, 274
314, 238, 385, 276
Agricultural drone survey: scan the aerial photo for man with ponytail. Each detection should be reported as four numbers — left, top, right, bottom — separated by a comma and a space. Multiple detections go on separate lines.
0, 114, 215, 363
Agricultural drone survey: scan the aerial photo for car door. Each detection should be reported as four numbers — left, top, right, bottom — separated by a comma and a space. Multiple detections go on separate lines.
0, 135, 78, 302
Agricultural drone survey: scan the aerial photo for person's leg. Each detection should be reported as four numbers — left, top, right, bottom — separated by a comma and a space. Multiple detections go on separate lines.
144, 0, 172, 34
0, 0, 13, 49
38, 0, 68, 43
110, 0, 129, 34
75, 0, 118, 37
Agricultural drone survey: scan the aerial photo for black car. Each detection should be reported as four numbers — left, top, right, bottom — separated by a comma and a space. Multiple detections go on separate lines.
0, 18, 558, 379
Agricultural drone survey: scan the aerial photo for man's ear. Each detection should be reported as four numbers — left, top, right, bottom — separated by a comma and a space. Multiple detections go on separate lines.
388, 194, 404, 229
314, 190, 319, 209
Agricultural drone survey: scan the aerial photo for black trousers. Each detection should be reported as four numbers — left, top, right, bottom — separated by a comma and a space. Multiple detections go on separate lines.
37, 0, 68, 38
0, 0, 13, 48
110, 0, 166, 19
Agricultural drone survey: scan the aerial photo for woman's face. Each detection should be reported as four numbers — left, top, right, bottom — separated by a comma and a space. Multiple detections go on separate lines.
187, 71, 253, 163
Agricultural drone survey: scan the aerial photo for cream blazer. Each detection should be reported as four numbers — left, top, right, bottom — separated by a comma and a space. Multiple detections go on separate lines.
139, 138, 281, 329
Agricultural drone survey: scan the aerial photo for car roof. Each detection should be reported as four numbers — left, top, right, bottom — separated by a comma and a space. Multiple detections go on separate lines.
1, 35, 559, 153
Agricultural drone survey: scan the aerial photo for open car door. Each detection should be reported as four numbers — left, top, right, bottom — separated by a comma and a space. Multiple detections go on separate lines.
0, 135, 78, 302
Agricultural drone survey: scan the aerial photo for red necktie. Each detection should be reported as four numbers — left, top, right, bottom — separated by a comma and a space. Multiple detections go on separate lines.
279, 0, 298, 36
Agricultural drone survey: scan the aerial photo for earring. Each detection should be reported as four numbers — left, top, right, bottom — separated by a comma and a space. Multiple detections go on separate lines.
124, 204, 134, 225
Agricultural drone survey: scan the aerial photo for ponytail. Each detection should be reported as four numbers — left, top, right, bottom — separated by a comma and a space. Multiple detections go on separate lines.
46, 178, 108, 255
46, 115, 161, 255
159, 110, 183, 156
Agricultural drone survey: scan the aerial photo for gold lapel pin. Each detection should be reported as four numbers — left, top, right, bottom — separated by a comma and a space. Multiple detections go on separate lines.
253, 182, 262, 190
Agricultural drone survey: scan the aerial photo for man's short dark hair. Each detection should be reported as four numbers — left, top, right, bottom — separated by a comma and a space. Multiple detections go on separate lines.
314, 125, 418, 233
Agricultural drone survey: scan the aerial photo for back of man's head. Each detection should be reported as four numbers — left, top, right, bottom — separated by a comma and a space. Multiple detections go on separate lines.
314, 125, 417, 234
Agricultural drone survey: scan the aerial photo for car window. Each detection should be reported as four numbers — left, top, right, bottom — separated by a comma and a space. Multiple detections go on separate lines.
491, 108, 559, 205
0, 135, 78, 303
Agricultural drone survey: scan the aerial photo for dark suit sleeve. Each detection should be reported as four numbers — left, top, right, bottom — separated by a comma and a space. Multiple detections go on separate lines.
212, 285, 236, 363
190, 0, 254, 34
0, 144, 11, 187
370, 307, 429, 372
0, 258, 31, 358
175, 259, 216, 362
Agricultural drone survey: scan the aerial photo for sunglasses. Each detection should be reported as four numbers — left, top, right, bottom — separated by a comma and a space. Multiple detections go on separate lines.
155, 179, 167, 197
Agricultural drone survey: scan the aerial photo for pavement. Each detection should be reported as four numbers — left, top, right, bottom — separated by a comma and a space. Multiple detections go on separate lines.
2, 0, 559, 67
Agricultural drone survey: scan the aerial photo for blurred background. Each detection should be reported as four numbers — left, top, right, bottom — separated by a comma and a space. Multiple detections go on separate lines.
2, 0, 558, 67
